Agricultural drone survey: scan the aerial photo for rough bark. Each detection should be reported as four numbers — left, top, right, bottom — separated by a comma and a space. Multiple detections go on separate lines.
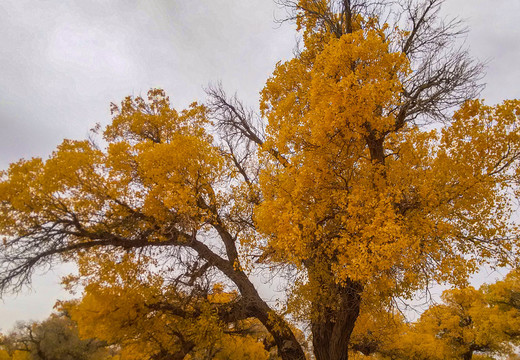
462, 350, 473, 360
310, 272, 363, 360
308, 262, 363, 360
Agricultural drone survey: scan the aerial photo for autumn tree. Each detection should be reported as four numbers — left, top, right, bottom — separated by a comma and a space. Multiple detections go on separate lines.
484, 269, 520, 342
411, 288, 513, 360
60, 252, 274, 360
348, 306, 407, 358
0, 314, 109, 360
1, 1, 520, 360
0, 331, 29, 360
348, 276, 520, 360
251, 0, 519, 358
0, 90, 306, 359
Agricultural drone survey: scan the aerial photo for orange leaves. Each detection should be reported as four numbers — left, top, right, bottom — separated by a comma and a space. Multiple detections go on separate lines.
104, 90, 226, 228
64, 252, 271, 360
309, 29, 408, 134
257, 25, 413, 291
414, 287, 515, 359
350, 275, 520, 359
257, 9, 520, 304
105, 89, 208, 145
0, 88, 228, 249
261, 27, 409, 159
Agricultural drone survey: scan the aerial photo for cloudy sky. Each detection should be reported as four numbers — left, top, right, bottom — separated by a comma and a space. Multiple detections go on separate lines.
1, 0, 519, 331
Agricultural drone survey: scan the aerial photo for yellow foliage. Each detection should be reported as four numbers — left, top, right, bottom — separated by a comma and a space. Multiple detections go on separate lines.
9, 352, 29, 360
350, 306, 407, 356
256, 18, 520, 304
1, 4, 520, 357
63, 252, 270, 360
0, 89, 224, 249
411, 287, 514, 359
484, 269, 520, 344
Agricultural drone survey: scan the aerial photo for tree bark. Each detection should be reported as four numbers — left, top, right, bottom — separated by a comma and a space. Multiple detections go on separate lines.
250, 301, 307, 360
311, 278, 363, 360
189, 236, 306, 360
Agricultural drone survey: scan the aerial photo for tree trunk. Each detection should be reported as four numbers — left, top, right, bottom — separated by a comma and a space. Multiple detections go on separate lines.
225, 271, 307, 360
311, 279, 362, 360
221, 268, 306, 360
189, 236, 306, 360
251, 301, 307, 360
462, 351, 473, 360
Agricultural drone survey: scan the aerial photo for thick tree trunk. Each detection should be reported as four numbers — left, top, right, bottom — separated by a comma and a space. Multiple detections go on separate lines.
230, 269, 305, 360
311, 279, 363, 360
189, 235, 306, 360
220, 270, 307, 360
251, 301, 307, 360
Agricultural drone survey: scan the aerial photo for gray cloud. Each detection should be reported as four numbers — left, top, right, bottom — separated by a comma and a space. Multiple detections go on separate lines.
0, 0, 295, 168
442, 0, 520, 102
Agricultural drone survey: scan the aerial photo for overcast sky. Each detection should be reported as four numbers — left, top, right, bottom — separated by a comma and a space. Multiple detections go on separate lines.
1, 0, 519, 331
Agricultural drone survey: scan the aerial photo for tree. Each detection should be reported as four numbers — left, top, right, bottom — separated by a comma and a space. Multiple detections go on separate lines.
0, 314, 109, 360
1, 1, 520, 360
483, 269, 520, 343
254, 0, 519, 358
348, 306, 407, 358
347, 276, 520, 360
0, 331, 29, 360
60, 252, 275, 360
412, 288, 513, 360
0, 91, 305, 359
